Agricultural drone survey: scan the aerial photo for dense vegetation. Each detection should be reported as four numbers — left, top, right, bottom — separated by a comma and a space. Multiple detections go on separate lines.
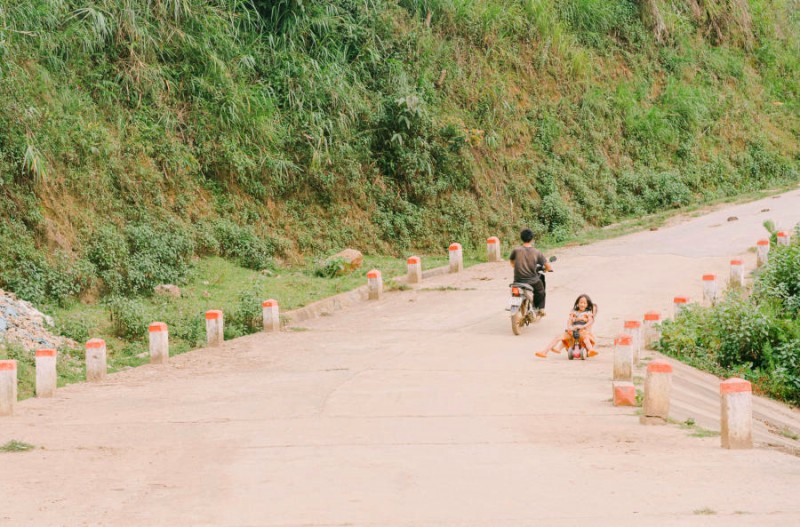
658, 225, 800, 405
1, 0, 799, 307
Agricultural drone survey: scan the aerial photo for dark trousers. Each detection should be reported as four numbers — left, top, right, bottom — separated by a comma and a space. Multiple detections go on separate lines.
532, 280, 546, 309
520, 279, 546, 310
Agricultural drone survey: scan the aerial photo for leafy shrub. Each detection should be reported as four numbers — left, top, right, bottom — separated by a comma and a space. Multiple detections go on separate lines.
214, 220, 275, 270
539, 193, 577, 241
87, 226, 129, 277
736, 142, 799, 190
754, 242, 800, 315
226, 288, 263, 338
193, 221, 221, 256
87, 222, 195, 295
106, 297, 149, 340
657, 304, 722, 373
710, 294, 774, 368
314, 256, 348, 278
167, 312, 206, 348
57, 318, 91, 343
617, 169, 692, 215
373, 94, 470, 203
659, 238, 800, 404
773, 339, 800, 405
1, 250, 93, 307
372, 194, 424, 249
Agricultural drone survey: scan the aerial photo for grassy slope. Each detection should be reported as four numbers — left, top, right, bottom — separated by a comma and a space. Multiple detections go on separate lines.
0, 0, 798, 309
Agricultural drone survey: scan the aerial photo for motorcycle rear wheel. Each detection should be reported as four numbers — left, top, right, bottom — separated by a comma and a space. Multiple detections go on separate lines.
511, 312, 522, 335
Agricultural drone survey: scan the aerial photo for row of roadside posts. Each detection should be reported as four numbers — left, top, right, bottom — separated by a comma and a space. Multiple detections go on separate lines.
0, 236, 507, 417
1, 233, 791, 448
611, 234, 792, 450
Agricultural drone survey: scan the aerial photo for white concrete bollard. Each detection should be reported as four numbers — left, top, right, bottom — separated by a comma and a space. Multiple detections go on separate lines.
777, 231, 791, 247
624, 320, 642, 365
486, 237, 502, 262
367, 269, 383, 300
720, 378, 753, 449
612, 381, 636, 407
729, 259, 745, 287
643, 311, 661, 348
35, 349, 57, 398
148, 322, 169, 364
702, 274, 718, 304
205, 310, 224, 347
641, 360, 673, 425
673, 296, 689, 318
613, 335, 633, 382
407, 256, 422, 284
85, 338, 107, 382
0, 360, 17, 416
756, 239, 770, 267
262, 299, 280, 332
448, 243, 463, 273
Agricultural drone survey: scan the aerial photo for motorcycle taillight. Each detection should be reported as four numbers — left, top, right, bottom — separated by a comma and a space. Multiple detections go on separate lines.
511, 287, 520, 296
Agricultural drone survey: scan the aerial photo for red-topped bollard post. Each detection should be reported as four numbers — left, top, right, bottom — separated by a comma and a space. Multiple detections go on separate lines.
643, 311, 661, 348
448, 243, 463, 273
624, 320, 642, 365
777, 231, 791, 247
720, 378, 753, 449
0, 360, 17, 416
673, 296, 689, 317
85, 338, 107, 382
148, 322, 169, 364
35, 349, 58, 398
262, 299, 280, 332
702, 274, 718, 304
205, 310, 224, 347
367, 269, 383, 300
613, 335, 633, 382
486, 237, 502, 262
407, 256, 422, 284
613, 381, 636, 407
641, 360, 673, 425
756, 239, 770, 267
729, 259, 745, 287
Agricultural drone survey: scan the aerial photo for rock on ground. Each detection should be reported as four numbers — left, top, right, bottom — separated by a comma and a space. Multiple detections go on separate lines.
325, 248, 363, 275
154, 284, 182, 298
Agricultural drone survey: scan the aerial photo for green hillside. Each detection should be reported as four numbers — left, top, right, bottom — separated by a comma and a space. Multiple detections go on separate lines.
1, 0, 798, 305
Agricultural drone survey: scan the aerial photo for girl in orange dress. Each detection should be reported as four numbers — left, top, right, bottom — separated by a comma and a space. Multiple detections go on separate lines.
536, 294, 597, 358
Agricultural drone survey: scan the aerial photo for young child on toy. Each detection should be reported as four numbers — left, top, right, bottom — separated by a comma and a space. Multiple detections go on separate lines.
536, 294, 597, 358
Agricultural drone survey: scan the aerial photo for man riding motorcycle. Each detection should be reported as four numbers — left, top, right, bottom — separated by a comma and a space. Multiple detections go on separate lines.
509, 228, 552, 316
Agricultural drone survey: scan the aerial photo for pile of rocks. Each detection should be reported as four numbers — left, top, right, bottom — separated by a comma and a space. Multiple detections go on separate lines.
0, 289, 78, 352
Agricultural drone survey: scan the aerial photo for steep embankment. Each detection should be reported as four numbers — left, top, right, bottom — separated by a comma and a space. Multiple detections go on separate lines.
0, 0, 798, 306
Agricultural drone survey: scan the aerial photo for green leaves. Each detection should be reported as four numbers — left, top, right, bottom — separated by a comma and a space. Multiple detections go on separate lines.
659, 236, 800, 405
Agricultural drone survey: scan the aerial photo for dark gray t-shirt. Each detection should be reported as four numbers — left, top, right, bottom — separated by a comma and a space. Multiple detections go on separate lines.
509, 246, 546, 284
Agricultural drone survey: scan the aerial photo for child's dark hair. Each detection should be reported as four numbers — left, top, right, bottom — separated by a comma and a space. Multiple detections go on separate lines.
573, 294, 595, 313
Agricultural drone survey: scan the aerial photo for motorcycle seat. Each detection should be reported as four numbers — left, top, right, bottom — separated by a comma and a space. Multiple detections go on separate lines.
509, 282, 535, 291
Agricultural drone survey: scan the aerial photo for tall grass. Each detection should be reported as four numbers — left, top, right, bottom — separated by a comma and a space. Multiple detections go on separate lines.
0, 0, 798, 307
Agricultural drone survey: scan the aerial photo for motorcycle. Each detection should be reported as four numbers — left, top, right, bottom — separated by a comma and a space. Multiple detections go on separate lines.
508, 256, 556, 335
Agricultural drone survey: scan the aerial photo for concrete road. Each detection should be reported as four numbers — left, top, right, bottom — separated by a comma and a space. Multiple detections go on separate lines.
2, 189, 800, 526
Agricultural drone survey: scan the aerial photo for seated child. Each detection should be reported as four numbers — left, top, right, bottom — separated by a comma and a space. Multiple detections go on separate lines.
536, 294, 597, 358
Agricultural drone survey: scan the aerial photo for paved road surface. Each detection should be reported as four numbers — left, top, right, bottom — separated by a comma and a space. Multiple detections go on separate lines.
2, 189, 800, 526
